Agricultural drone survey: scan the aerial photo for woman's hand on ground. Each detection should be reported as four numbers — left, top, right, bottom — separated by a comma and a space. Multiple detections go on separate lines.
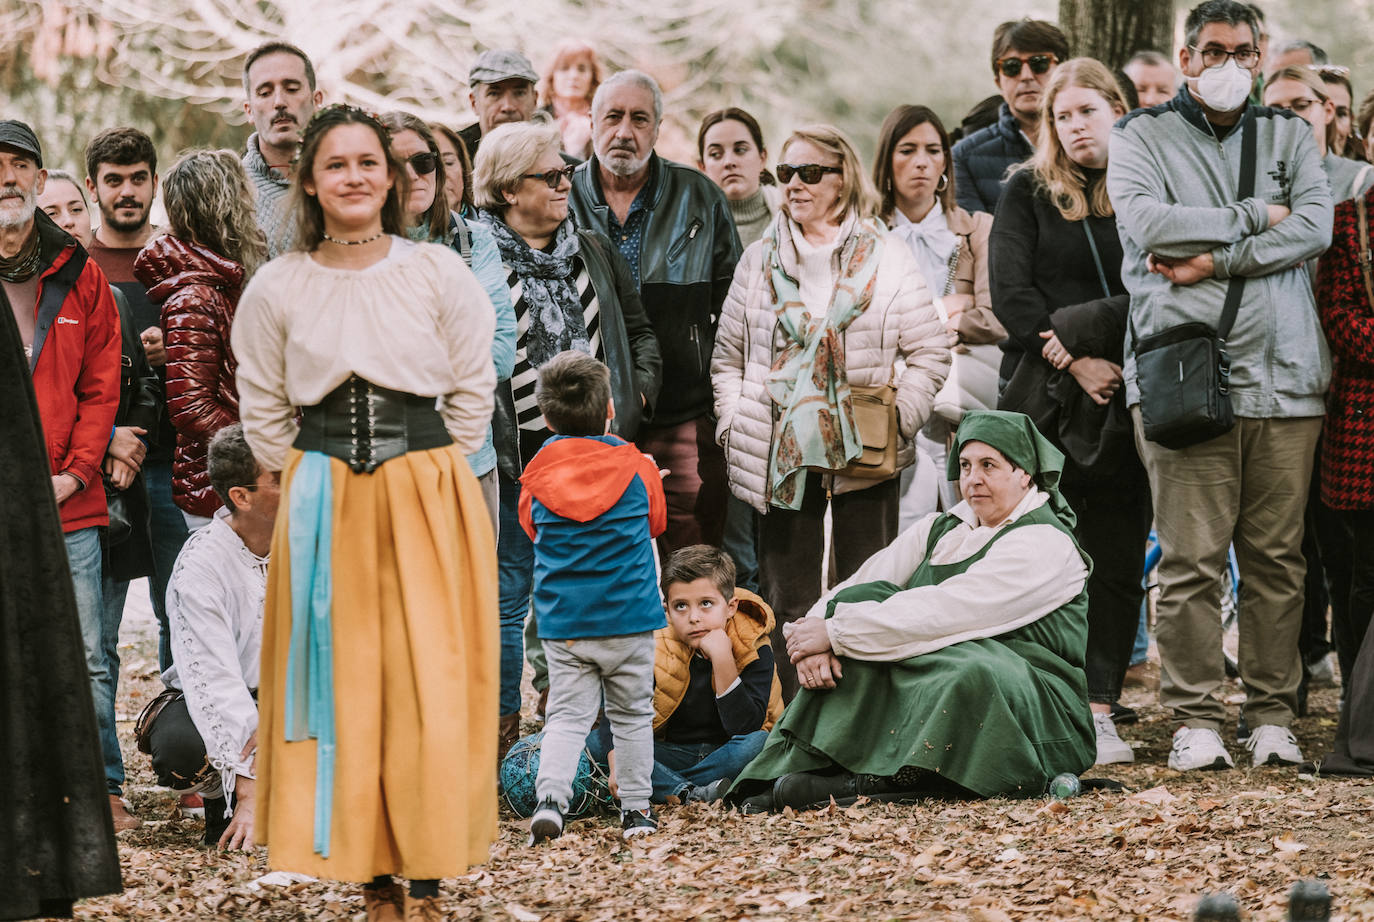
794, 652, 843, 690
1067, 357, 1123, 406
784, 618, 833, 662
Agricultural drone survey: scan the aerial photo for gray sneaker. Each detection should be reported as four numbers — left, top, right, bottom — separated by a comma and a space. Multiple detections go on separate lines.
1093, 712, 1134, 764
1168, 727, 1234, 771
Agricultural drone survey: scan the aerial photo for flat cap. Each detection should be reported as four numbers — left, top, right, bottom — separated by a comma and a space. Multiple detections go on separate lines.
0, 120, 42, 167
468, 49, 538, 87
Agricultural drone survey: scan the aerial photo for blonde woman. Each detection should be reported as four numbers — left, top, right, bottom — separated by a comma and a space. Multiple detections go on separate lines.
134, 149, 267, 528
989, 57, 1149, 766
711, 123, 949, 703
1264, 66, 1374, 202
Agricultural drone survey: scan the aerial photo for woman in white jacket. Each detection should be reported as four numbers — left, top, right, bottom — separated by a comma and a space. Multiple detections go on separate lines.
711, 123, 950, 702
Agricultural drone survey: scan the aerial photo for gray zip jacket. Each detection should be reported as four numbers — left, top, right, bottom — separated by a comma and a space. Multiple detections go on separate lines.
1108, 88, 1333, 418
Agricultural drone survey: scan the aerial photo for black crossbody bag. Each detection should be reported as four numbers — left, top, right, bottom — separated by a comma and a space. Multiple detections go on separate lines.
1133, 111, 1256, 450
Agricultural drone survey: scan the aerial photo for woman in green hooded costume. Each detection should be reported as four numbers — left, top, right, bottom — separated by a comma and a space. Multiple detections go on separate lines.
732, 410, 1095, 809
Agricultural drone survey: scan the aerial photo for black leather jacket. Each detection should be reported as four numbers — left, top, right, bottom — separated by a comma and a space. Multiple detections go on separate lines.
105, 285, 163, 580
493, 228, 662, 480
570, 154, 741, 426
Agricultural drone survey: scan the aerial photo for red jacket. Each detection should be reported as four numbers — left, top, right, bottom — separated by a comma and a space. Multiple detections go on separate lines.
28, 211, 121, 532
134, 236, 244, 518
1317, 188, 1374, 510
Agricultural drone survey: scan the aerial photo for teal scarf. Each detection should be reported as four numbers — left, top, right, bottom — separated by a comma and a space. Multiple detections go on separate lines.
284, 451, 336, 857
764, 215, 885, 510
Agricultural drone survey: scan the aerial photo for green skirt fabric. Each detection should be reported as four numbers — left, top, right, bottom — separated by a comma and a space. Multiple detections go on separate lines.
734, 502, 1095, 799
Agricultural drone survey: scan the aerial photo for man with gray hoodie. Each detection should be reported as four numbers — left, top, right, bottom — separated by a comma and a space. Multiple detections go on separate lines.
1108, 0, 1332, 773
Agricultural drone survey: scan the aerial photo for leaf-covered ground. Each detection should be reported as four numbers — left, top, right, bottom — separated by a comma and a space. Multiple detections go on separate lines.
74, 589, 1374, 921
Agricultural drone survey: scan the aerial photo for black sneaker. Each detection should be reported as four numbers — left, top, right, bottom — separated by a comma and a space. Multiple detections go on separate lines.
528, 798, 564, 845
620, 807, 657, 839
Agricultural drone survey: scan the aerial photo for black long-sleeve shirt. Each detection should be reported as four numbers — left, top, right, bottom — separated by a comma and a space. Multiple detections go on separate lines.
660, 646, 775, 745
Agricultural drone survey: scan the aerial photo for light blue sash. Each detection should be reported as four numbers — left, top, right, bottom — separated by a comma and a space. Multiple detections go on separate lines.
284, 451, 336, 857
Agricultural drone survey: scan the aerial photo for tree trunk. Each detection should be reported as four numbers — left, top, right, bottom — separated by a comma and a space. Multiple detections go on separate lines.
1059, 0, 1175, 72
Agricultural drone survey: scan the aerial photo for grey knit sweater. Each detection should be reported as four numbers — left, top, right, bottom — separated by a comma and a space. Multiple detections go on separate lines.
242, 133, 295, 258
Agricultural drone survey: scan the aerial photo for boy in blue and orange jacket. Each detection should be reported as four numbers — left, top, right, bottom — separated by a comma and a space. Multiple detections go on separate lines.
518, 350, 666, 844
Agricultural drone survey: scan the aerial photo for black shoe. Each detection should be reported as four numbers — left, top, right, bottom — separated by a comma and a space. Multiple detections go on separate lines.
1110, 701, 1138, 725
773, 771, 859, 810
528, 798, 564, 845
201, 795, 229, 847
621, 806, 657, 839
686, 778, 730, 804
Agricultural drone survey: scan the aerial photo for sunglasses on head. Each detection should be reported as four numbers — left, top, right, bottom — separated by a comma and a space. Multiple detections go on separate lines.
776, 163, 843, 184
522, 165, 576, 189
405, 151, 438, 176
998, 54, 1057, 78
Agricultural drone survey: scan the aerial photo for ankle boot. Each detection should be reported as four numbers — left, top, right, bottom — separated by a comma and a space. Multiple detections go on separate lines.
498, 712, 522, 763
404, 893, 444, 921
363, 882, 404, 922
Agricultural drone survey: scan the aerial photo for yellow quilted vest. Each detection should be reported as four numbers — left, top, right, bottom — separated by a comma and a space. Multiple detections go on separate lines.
652, 587, 785, 734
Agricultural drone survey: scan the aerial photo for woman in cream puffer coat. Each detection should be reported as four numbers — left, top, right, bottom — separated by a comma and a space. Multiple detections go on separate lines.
710, 124, 949, 702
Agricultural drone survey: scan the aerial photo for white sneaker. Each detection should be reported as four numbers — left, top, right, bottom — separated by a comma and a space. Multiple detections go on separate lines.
1245, 724, 1304, 767
1093, 712, 1134, 764
1168, 726, 1234, 771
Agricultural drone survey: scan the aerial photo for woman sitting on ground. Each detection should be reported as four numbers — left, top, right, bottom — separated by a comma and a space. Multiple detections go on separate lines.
730, 409, 1095, 810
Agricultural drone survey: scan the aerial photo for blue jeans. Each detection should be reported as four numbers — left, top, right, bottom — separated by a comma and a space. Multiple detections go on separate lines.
721, 496, 759, 594
144, 460, 190, 673
497, 474, 534, 716
588, 729, 769, 804
66, 527, 123, 794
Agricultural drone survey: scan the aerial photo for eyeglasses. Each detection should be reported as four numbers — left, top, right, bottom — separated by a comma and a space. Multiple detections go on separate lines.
997, 54, 1057, 78
1273, 97, 1322, 116
1188, 44, 1260, 69
1313, 64, 1352, 79
776, 163, 843, 184
405, 151, 438, 176
522, 165, 576, 188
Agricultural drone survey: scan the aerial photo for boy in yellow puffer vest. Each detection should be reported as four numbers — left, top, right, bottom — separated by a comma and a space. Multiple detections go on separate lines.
599, 544, 783, 804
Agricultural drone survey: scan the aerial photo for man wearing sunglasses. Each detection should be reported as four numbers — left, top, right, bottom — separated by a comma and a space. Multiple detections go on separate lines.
951, 18, 1069, 214
569, 69, 742, 555
1109, 0, 1333, 773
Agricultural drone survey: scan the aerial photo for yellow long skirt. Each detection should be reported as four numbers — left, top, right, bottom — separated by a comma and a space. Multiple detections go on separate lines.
256, 445, 499, 881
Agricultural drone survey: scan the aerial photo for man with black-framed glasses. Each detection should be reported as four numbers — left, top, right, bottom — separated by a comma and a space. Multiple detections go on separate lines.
1109, 0, 1333, 774
951, 18, 1069, 214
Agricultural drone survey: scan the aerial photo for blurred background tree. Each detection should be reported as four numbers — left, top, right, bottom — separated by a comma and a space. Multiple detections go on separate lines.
1, 0, 1370, 177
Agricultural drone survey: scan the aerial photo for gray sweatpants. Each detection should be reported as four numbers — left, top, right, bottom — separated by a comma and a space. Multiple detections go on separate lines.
536, 632, 655, 813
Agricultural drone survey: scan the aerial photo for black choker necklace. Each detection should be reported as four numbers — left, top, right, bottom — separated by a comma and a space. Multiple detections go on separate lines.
322, 231, 386, 246
0, 225, 42, 283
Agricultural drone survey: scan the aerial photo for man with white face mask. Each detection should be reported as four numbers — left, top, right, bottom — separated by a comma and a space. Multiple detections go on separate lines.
1108, 0, 1333, 773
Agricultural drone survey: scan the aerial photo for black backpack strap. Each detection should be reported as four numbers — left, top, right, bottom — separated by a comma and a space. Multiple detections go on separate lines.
28, 245, 89, 372
453, 216, 473, 267
1216, 111, 1258, 342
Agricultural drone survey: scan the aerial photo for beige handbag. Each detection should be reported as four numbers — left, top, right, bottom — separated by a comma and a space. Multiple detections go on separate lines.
839, 376, 899, 480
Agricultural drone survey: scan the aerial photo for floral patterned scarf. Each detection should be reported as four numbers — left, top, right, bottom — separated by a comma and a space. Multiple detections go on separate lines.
764, 214, 885, 509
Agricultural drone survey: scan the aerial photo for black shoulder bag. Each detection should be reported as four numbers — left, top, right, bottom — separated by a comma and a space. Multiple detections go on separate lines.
1133, 111, 1256, 450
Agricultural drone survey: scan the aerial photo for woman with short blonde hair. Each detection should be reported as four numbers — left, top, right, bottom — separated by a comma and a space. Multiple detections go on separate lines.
472, 120, 661, 759
711, 121, 949, 702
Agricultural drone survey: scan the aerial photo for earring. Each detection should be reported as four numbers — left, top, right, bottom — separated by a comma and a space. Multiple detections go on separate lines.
936, 174, 948, 192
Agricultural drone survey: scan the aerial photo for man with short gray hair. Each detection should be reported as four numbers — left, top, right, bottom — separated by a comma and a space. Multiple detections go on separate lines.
569, 69, 741, 555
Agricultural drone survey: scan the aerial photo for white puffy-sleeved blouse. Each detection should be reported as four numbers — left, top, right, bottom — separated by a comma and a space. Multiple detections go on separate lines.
231, 237, 496, 471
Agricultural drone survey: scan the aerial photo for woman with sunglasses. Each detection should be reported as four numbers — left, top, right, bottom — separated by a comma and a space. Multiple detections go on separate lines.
471, 121, 661, 757
989, 58, 1150, 768
873, 105, 1004, 518
1264, 67, 1374, 203
232, 104, 499, 921
383, 111, 516, 537
711, 124, 949, 703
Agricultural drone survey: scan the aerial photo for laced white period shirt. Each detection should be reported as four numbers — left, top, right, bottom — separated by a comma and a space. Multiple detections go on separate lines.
162, 507, 267, 802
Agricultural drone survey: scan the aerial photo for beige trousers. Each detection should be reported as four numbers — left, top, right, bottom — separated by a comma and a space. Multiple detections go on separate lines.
1133, 409, 1321, 730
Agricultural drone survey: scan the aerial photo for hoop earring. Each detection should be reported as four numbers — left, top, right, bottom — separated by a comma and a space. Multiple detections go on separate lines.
936, 174, 948, 192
